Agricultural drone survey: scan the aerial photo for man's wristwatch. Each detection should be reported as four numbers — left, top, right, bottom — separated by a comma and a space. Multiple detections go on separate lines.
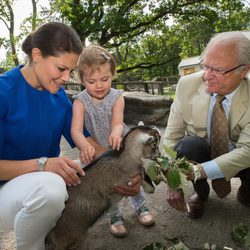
38, 157, 48, 171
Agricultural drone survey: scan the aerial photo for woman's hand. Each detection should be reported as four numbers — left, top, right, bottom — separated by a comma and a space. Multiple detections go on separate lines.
112, 174, 141, 196
44, 157, 85, 186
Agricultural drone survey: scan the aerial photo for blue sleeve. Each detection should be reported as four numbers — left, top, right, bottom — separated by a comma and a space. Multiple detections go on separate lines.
84, 128, 90, 137
0, 119, 4, 159
63, 103, 90, 148
203, 160, 224, 179
0, 80, 8, 159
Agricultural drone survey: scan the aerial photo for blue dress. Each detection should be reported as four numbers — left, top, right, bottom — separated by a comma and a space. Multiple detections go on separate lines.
0, 66, 88, 163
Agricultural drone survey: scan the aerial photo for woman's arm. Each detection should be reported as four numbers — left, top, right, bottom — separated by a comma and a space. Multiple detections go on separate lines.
0, 157, 84, 186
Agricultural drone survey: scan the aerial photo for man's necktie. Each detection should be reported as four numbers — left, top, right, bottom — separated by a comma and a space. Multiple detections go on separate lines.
210, 94, 231, 198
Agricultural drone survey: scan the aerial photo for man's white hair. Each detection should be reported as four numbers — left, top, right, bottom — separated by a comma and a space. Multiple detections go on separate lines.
200, 31, 250, 65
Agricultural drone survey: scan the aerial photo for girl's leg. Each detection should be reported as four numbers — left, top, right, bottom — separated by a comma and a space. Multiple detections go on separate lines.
107, 203, 122, 218
128, 187, 155, 226
0, 172, 68, 250
128, 186, 145, 210
107, 203, 128, 238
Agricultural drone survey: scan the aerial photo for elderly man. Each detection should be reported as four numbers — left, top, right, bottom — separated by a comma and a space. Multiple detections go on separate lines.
163, 31, 250, 218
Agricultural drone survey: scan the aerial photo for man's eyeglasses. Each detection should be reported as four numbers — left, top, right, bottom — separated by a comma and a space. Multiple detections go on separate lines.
199, 62, 245, 76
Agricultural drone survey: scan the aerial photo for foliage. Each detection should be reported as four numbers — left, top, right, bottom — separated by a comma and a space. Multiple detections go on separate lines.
172, 0, 250, 58
0, 0, 249, 78
142, 241, 234, 249
145, 147, 250, 250
0, 0, 61, 67
0, 0, 20, 65
142, 241, 167, 250
231, 223, 250, 248
0, 51, 16, 70
116, 28, 182, 78
146, 146, 193, 201
47, 0, 250, 79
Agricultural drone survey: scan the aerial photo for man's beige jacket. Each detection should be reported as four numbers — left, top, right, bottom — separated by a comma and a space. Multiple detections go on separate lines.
163, 71, 250, 180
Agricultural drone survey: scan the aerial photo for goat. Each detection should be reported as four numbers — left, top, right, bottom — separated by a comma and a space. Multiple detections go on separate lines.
46, 125, 161, 250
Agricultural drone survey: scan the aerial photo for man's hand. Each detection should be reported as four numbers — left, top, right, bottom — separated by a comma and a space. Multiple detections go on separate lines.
166, 185, 186, 212
112, 174, 141, 196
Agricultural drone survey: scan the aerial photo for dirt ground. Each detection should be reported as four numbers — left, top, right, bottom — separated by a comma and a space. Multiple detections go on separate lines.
1, 132, 250, 250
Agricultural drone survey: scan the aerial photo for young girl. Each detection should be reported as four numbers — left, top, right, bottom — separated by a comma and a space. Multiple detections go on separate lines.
71, 45, 155, 238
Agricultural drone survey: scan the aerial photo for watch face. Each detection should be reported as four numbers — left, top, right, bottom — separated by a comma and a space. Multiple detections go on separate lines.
41, 158, 46, 164
39, 157, 48, 171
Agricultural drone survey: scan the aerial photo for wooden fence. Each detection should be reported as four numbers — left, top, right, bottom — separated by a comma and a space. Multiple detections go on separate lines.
63, 76, 178, 95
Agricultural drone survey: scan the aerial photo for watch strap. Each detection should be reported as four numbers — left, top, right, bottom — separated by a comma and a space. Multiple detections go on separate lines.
38, 157, 48, 171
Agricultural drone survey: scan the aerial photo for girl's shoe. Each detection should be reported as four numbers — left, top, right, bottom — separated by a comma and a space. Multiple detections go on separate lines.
136, 206, 155, 226
109, 216, 128, 238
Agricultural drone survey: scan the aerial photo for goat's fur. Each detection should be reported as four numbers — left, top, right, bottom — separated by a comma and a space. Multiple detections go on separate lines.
46, 125, 161, 250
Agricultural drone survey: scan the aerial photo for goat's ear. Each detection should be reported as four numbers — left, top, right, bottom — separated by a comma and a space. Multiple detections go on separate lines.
137, 133, 154, 144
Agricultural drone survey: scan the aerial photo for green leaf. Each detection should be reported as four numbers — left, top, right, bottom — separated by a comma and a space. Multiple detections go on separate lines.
146, 162, 162, 185
245, 231, 250, 247
166, 169, 181, 190
167, 241, 189, 250
163, 146, 177, 160
160, 157, 170, 170
142, 242, 166, 250
177, 158, 193, 175
231, 223, 249, 247
179, 172, 192, 202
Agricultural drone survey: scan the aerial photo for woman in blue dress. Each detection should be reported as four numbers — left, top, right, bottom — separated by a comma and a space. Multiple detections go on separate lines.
0, 21, 142, 250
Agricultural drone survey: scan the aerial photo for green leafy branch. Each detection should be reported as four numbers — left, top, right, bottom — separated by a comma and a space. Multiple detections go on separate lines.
146, 146, 193, 200
145, 146, 250, 250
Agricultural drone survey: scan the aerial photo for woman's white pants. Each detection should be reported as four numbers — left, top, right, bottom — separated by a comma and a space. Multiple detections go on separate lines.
0, 172, 68, 250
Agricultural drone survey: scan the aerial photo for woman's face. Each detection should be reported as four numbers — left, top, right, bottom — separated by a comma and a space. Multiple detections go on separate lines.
33, 51, 79, 94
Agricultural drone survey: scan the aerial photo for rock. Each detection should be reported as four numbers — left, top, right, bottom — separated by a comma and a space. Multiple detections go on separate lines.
123, 91, 173, 126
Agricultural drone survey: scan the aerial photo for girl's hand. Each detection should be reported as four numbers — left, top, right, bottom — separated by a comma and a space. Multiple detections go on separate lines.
109, 132, 122, 150
44, 157, 85, 186
79, 143, 95, 164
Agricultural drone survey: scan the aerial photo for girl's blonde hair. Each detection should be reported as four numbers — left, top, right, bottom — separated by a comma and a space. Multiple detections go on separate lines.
78, 44, 116, 81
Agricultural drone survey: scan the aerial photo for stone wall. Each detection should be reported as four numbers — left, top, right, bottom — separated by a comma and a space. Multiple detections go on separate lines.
123, 91, 173, 126
66, 90, 173, 127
